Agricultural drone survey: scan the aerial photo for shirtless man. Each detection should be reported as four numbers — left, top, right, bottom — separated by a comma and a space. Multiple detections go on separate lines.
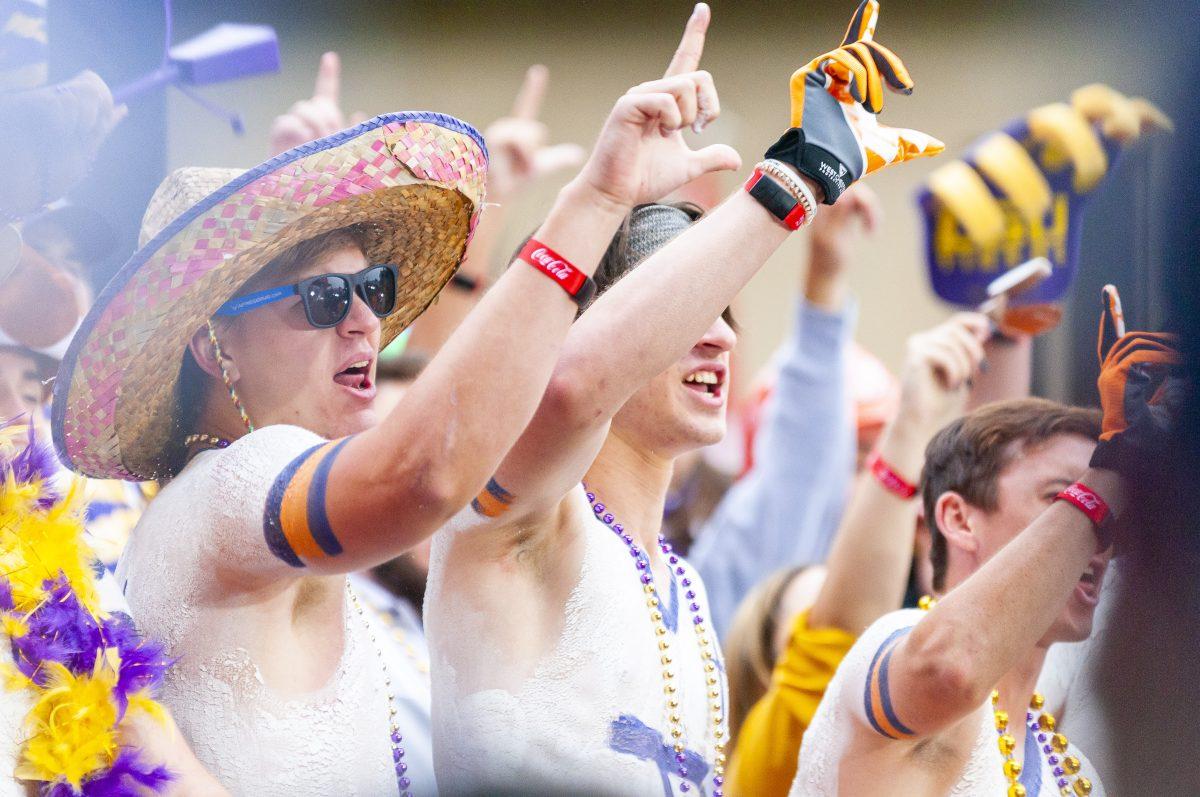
53, 23, 741, 797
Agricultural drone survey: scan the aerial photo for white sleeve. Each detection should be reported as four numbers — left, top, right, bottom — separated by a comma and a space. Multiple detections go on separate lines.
833, 608, 926, 740
196, 424, 327, 577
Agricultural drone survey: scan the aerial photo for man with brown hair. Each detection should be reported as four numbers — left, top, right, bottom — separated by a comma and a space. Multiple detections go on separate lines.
922, 400, 1104, 594
791, 394, 1125, 796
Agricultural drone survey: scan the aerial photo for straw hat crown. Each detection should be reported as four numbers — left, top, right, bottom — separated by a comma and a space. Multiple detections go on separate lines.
53, 112, 487, 481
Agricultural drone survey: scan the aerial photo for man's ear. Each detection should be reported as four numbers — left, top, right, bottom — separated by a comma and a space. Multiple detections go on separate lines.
187, 323, 241, 382
934, 490, 980, 557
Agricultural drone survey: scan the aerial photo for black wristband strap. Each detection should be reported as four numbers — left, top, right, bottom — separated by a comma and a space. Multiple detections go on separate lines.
765, 127, 850, 205
743, 169, 808, 230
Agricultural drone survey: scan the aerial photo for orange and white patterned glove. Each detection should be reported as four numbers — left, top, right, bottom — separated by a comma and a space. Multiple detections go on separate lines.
765, 0, 943, 203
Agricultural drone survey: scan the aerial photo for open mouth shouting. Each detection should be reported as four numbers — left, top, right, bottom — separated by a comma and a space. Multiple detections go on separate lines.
1074, 556, 1107, 607
682, 365, 727, 407
333, 353, 376, 401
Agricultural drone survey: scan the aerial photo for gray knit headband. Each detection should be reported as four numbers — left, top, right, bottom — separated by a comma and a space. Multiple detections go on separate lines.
627, 204, 695, 268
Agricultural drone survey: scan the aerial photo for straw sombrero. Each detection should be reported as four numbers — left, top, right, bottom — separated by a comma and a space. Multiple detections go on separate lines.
52, 112, 487, 481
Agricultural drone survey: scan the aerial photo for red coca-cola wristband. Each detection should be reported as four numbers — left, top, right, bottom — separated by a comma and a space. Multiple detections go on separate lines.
866, 451, 918, 500
517, 238, 597, 307
1055, 482, 1113, 548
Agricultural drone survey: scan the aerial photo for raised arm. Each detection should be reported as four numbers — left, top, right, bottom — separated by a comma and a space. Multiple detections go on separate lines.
691, 184, 878, 637
257, 6, 746, 576
965, 333, 1032, 410
808, 313, 989, 635
879, 471, 1119, 735
875, 319, 1180, 736
485, 0, 942, 524
406, 65, 584, 357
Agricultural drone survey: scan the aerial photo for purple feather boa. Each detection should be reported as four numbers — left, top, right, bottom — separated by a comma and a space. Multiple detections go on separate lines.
1, 422, 176, 794
9, 576, 173, 718
1, 417, 62, 507
44, 748, 173, 796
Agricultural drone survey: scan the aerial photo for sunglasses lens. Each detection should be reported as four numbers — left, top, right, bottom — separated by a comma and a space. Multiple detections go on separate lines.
360, 266, 397, 317
305, 275, 352, 327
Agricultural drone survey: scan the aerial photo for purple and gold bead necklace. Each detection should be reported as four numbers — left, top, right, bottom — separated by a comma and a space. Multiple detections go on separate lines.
919, 596, 1093, 797
992, 689, 1092, 797
348, 585, 413, 796
587, 489, 727, 796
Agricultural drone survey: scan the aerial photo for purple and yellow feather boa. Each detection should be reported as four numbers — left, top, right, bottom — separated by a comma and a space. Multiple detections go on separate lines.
0, 420, 174, 796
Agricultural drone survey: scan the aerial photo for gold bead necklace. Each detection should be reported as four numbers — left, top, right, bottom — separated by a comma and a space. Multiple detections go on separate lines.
919, 596, 1093, 796
589, 490, 727, 796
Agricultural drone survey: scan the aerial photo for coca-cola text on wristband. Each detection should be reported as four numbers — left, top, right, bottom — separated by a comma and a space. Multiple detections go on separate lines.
517, 239, 597, 307
1055, 482, 1113, 548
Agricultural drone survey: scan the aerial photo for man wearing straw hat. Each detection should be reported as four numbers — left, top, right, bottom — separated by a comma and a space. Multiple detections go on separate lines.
49, 14, 755, 795
423, 2, 944, 794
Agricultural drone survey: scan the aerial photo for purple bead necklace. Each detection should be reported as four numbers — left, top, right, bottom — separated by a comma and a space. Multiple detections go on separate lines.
587, 488, 726, 797
348, 585, 413, 796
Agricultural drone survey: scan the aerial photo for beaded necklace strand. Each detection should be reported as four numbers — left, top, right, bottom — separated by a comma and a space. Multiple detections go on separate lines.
187, 436, 421, 793
349, 585, 414, 796
587, 489, 726, 797
918, 597, 1093, 797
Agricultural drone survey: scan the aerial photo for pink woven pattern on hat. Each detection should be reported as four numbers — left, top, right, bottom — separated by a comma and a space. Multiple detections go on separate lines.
59, 116, 486, 479
391, 121, 487, 214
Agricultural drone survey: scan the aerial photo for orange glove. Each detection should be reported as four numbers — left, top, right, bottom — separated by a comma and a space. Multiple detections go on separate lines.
1090, 285, 1183, 478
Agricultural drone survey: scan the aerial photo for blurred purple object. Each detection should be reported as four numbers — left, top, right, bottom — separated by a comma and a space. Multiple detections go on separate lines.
112, 23, 279, 134
113, 23, 279, 103
168, 23, 279, 89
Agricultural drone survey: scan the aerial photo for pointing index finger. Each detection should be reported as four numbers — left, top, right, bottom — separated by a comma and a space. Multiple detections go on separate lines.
314, 51, 341, 102
512, 64, 549, 120
664, 3, 710, 78
841, 0, 879, 45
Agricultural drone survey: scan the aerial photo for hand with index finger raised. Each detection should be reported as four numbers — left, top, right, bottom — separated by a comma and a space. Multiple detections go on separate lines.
268, 52, 367, 156
663, 2, 718, 132
484, 65, 586, 202
573, 2, 739, 210
665, 2, 710, 77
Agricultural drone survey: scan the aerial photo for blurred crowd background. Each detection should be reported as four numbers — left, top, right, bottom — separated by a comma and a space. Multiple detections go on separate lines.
56, 0, 1192, 407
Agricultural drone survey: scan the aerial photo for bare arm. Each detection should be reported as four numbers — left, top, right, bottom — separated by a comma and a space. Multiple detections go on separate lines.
483, 9, 820, 522
268, 10, 740, 575
493, 189, 807, 516
689, 184, 875, 636
121, 708, 231, 796
803, 183, 880, 311
311, 182, 623, 573
879, 468, 1122, 736
809, 313, 990, 635
965, 333, 1032, 411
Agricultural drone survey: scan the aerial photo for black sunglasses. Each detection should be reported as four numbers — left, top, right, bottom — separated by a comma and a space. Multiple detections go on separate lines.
216, 264, 399, 329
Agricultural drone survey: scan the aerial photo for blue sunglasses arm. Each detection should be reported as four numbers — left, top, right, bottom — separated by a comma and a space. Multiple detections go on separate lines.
214, 284, 295, 317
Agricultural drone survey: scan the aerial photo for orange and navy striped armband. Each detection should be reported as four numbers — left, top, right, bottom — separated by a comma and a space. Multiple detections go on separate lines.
862, 626, 917, 740
471, 478, 514, 518
262, 437, 354, 567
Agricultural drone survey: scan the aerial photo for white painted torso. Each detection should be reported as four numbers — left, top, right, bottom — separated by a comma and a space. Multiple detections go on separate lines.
117, 427, 435, 796
425, 485, 727, 796
791, 609, 1105, 797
